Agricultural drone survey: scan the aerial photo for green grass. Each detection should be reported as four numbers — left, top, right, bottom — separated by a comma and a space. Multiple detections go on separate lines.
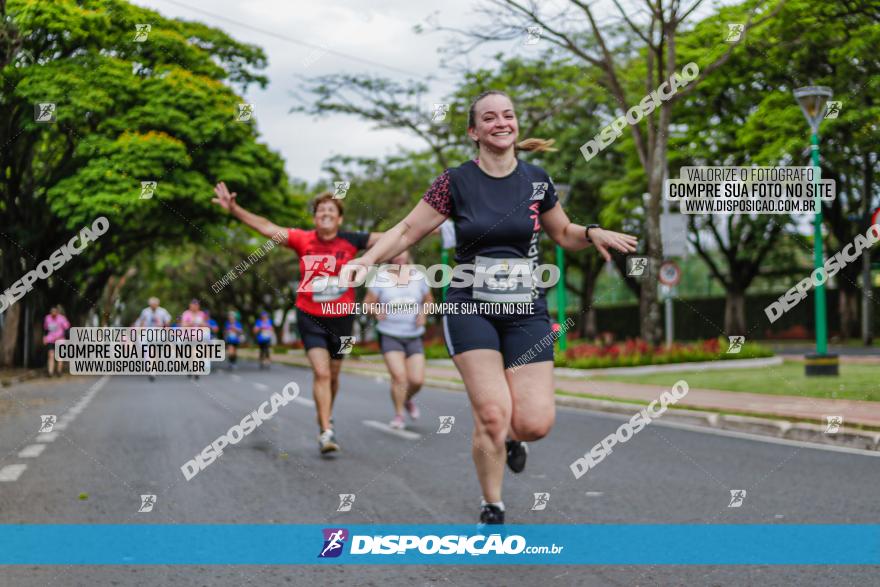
591, 360, 880, 401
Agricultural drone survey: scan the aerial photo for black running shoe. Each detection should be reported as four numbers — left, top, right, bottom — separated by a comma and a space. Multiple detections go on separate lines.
479, 504, 505, 525
505, 439, 528, 473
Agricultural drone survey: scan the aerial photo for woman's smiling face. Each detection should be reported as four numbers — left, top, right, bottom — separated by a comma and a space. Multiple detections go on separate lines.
468, 93, 518, 153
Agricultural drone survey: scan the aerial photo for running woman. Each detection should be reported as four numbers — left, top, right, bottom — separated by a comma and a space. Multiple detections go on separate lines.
43, 306, 70, 377
181, 299, 208, 380
223, 311, 243, 370
362, 250, 433, 430
253, 311, 274, 369
344, 91, 637, 524
211, 184, 382, 454
134, 297, 172, 381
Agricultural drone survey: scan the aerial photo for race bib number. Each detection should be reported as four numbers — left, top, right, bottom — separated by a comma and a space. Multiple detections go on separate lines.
311, 276, 347, 302
472, 256, 532, 303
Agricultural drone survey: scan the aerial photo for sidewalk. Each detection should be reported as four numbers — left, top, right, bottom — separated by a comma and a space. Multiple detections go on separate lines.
242, 350, 880, 449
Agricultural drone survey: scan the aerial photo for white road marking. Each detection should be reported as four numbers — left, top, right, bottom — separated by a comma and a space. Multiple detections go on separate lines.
232, 374, 242, 382
585, 491, 604, 497
0, 464, 27, 482
362, 419, 422, 440
0, 376, 109, 483
252, 382, 269, 391
294, 397, 315, 407
559, 405, 880, 458
18, 444, 46, 458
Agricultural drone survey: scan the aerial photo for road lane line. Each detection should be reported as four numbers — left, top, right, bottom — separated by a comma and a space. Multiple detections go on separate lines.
35, 432, 58, 443
18, 444, 46, 458
560, 406, 880, 458
294, 397, 315, 407
362, 420, 422, 440
0, 464, 27, 481
252, 383, 269, 391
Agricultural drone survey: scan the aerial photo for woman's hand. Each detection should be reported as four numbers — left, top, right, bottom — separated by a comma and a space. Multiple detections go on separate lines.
589, 228, 638, 262
212, 182, 237, 211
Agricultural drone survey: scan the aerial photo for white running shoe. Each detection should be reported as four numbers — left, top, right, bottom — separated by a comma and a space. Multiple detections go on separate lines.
389, 415, 405, 430
318, 429, 340, 454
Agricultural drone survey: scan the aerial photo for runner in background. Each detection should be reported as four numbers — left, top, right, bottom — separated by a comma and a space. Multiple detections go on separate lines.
253, 311, 274, 369
206, 312, 220, 339
43, 306, 70, 377
181, 299, 208, 380
212, 183, 382, 455
134, 297, 172, 381
363, 250, 432, 430
223, 311, 243, 370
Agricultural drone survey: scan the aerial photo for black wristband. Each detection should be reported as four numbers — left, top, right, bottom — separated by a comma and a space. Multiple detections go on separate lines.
585, 224, 601, 243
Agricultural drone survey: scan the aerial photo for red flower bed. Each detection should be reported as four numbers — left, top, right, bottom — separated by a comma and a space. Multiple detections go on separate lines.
559, 337, 766, 369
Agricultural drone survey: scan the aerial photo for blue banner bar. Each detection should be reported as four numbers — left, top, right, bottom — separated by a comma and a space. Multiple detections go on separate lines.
1, 525, 877, 565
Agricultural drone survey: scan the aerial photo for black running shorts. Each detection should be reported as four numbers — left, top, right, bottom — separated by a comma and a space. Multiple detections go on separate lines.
296, 309, 355, 360
441, 309, 554, 369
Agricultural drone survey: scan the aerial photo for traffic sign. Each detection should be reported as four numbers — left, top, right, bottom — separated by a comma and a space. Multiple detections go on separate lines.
661, 213, 688, 257
659, 260, 682, 286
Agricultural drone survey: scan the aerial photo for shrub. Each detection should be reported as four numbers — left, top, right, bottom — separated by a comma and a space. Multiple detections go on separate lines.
556, 337, 773, 369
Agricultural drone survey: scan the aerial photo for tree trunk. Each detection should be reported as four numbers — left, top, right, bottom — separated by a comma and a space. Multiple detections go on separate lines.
580, 268, 598, 339
839, 287, 859, 341
724, 289, 747, 336
0, 302, 21, 367
641, 137, 665, 345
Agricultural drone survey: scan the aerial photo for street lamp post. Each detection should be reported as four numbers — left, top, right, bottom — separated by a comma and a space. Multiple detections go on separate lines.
554, 184, 571, 351
793, 86, 838, 376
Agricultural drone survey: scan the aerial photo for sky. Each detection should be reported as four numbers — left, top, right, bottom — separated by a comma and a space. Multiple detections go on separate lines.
134, 0, 540, 186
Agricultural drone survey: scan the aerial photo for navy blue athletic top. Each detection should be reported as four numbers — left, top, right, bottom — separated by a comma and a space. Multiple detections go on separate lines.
422, 159, 559, 314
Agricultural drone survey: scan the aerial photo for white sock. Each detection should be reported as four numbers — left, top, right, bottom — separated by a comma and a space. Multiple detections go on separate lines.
480, 498, 505, 511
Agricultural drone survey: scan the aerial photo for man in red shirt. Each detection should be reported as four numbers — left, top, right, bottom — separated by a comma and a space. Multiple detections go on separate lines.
213, 183, 381, 454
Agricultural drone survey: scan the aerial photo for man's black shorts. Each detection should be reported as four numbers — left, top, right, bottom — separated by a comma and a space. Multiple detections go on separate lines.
296, 309, 355, 360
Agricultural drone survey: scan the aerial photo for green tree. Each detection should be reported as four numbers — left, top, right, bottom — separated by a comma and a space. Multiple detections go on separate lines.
0, 0, 291, 366
677, 0, 880, 338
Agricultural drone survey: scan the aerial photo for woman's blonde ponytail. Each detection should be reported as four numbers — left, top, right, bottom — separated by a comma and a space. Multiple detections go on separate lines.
515, 138, 557, 153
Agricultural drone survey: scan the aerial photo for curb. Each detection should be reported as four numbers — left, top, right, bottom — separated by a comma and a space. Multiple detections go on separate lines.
248, 351, 880, 453
0, 369, 44, 387
554, 356, 783, 377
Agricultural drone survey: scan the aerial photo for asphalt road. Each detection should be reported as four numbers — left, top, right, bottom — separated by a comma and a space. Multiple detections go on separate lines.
1, 360, 878, 586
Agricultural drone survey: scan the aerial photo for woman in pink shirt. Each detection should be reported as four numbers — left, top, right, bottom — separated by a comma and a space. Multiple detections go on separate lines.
43, 306, 70, 377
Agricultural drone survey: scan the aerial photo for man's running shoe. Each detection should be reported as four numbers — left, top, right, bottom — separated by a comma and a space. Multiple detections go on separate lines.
318, 429, 340, 454
404, 400, 420, 420
389, 415, 405, 430
479, 504, 505, 525
505, 439, 528, 473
